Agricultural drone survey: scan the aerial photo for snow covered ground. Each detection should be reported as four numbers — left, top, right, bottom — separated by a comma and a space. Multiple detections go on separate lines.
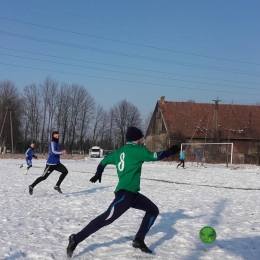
1, 158, 260, 260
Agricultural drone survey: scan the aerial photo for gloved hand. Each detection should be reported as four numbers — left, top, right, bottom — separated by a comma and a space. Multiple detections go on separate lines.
169, 145, 181, 155
90, 175, 101, 183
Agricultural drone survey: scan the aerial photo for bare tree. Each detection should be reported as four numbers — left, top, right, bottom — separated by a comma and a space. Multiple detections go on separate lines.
0, 80, 22, 152
77, 89, 95, 151
66, 84, 94, 153
111, 99, 142, 146
41, 77, 58, 133
1, 78, 100, 154
98, 110, 110, 148
107, 109, 115, 149
39, 76, 59, 152
22, 83, 42, 142
91, 105, 107, 146
56, 83, 72, 149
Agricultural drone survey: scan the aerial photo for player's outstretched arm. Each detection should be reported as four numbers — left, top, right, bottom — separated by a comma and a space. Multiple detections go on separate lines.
89, 163, 105, 183
157, 145, 181, 160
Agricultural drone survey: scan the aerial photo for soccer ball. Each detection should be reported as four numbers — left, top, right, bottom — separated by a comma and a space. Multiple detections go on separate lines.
199, 226, 216, 243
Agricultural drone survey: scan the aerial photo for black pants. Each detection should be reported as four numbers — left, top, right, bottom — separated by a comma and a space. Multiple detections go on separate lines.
75, 190, 159, 243
177, 159, 185, 168
30, 163, 68, 188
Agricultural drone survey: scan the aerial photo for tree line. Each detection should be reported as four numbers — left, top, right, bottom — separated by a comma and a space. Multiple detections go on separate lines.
0, 77, 144, 154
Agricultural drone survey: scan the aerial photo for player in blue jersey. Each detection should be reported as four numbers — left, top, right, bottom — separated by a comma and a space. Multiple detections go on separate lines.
28, 131, 68, 195
20, 143, 37, 175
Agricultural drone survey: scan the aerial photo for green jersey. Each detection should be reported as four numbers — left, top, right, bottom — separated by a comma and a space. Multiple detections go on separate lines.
100, 142, 158, 193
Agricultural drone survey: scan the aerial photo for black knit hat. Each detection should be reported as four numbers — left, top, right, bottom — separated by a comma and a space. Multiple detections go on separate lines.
126, 127, 144, 141
52, 130, 59, 136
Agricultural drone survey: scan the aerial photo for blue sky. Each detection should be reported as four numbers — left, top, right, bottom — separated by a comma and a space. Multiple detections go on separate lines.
1, 0, 260, 119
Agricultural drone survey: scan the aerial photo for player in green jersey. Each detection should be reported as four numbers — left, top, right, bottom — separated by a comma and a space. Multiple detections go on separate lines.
67, 126, 180, 258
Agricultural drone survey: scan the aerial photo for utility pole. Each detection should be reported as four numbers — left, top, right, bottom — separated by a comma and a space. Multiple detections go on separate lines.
9, 101, 14, 154
226, 100, 233, 167
0, 107, 9, 152
0, 100, 13, 154
212, 98, 221, 141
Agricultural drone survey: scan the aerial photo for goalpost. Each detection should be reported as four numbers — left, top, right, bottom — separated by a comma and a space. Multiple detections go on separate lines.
181, 143, 233, 165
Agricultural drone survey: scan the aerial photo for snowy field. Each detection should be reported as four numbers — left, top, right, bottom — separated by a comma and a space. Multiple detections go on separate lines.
1, 158, 260, 260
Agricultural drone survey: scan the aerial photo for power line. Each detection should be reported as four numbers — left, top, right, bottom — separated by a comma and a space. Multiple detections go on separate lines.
1, 62, 259, 97
2, 4, 259, 59
1, 16, 259, 66
6, 0, 259, 53
1, 46, 259, 86
1, 3, 238, 56
1, 52, 259, 92
221, 100, 260, 105
1, 31, 260, 77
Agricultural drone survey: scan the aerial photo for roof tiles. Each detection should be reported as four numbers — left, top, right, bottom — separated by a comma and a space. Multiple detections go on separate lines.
158, 99, 260, 140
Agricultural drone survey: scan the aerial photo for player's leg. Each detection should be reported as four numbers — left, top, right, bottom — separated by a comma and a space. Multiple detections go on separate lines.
131, 193, 159, 253
29, 165, 54, 194
67, 190, 135, 257
132, 193, 159, 241
24, 159, 32, 174
177, 160, 181, 168
75, 190, 134, 243
53, 163, 68, 193
26, 159, 32, 169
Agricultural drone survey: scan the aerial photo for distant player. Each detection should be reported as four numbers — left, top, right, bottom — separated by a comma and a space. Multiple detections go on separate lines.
201, 157, 207, 168
177, 149, 185, 169
66, 126, 181, 258
28, 131, 68, 195
21, 143, 37, 175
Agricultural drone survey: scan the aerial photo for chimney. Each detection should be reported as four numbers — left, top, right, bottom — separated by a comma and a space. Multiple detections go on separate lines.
160, 96, 165, 104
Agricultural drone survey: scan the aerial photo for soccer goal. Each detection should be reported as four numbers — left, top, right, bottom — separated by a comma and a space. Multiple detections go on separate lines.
181, 142, 233, 165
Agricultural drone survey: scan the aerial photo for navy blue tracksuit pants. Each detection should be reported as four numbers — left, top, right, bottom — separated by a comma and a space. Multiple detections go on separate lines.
75, 189, 159, 244
31, 163, 68, 188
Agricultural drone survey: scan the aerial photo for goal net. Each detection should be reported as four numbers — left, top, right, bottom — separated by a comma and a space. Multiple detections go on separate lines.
181, 142, 233, 165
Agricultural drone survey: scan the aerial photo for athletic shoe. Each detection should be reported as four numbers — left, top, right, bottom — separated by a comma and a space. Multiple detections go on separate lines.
29, 185, 33, 195
132, 238, 152, 254
54, 186, 62, 193
67, 234, 78, 258
23, 170, 28, 175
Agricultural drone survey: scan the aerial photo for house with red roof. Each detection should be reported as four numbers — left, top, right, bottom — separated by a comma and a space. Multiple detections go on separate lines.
146, 96, 260, 164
